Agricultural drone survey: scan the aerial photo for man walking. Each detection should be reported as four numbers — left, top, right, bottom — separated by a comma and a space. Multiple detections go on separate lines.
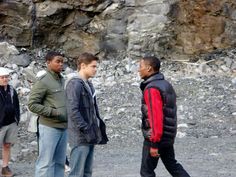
0, 67, 20, 177
28, 51, 67, 177
138, 56, 190, 177
66, 52, 108, 177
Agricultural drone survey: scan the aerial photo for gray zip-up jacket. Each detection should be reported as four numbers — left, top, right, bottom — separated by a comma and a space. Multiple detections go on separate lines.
65, 73, 108, 146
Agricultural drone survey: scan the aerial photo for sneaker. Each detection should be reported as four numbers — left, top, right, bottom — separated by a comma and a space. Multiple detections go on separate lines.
1, 166, 13, 177
65, 165, 71, 173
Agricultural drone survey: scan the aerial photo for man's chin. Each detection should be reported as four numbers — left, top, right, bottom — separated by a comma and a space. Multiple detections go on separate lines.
90, 74, 96, 78
139, 75, 144, 79
56, 69, 63, 73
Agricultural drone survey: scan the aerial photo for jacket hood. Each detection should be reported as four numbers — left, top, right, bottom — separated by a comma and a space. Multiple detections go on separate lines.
64, 72, 80, 88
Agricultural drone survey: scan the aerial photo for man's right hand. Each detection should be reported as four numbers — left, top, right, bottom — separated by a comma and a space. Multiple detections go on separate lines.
150, 147, 160, 157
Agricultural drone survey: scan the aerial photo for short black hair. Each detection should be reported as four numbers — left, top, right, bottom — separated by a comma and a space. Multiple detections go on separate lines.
77, 53, 99, 70
142, 56, 161, 72
45, 51, 63, 61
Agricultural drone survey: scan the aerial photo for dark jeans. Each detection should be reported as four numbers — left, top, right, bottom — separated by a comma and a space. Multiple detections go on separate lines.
140, 141, 190, 177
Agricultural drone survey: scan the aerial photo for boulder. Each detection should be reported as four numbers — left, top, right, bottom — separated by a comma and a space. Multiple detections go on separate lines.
0, 42, 19, 65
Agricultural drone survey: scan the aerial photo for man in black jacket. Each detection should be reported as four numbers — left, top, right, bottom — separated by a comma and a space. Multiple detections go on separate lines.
66, 53, 108, 177
138, 56, 190, 177
0, 67, 20, 177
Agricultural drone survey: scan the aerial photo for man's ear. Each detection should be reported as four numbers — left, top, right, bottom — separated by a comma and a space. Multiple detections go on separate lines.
81, 63, 86, 69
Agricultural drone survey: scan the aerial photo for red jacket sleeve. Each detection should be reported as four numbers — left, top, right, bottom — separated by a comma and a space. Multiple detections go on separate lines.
144, 88, 163, 148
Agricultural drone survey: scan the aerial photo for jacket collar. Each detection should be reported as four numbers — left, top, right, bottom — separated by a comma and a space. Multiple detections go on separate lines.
140, 72, 164, 91
47, 69, 63, 80
77, 73, 94, 97
0, 85, 10, 101
0, 85, 10, 92
65, 72, 94, 97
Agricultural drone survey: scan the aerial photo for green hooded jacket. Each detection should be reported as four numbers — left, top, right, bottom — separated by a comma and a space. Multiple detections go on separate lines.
28, 69, 67, 129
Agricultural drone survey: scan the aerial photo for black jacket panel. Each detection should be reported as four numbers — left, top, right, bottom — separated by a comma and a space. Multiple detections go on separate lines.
0, 85, 20, 128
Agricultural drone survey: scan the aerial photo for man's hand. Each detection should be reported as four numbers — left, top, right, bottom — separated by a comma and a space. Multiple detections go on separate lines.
150, 147, 160, 157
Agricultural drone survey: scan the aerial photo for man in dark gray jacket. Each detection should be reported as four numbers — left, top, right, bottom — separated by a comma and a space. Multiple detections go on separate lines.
66, 53, 108, 177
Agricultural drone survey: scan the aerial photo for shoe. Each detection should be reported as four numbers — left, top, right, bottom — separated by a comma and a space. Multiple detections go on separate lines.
1, 166, 13, 177
65, 165, 71, 173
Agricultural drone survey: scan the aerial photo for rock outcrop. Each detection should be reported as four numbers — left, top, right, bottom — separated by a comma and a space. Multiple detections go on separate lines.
0, 0, 236, 59
170, 0, 236, 55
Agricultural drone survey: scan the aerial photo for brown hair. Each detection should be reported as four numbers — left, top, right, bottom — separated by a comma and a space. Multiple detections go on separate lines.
77, 53, 99, 70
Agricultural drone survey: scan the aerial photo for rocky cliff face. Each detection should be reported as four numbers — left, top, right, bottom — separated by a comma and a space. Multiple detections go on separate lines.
0, 0, 236, 59
170, 0, 236, 55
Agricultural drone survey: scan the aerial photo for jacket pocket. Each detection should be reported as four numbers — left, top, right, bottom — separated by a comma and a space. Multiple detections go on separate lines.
51, 106, 67, 122
82, 124, 98, 144
56, 106, 67, 121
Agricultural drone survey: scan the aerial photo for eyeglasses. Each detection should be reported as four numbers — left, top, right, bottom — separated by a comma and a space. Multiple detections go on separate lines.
0, 76, 9, 79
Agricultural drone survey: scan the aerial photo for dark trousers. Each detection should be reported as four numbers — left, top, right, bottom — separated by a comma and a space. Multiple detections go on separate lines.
140, 142, 190, 177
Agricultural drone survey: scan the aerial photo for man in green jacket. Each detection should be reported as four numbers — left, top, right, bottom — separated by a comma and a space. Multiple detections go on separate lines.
28, 51, 67, 177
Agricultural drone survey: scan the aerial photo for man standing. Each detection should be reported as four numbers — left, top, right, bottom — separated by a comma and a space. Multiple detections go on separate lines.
0, 67, 20, 177
138, 56, 190, 177
66, 53, 108, 177
28, 51, 67, 177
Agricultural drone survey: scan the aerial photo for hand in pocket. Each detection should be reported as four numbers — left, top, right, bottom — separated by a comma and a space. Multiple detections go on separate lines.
83, 126, 97, 143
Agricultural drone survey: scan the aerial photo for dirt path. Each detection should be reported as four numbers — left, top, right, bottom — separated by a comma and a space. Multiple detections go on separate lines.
11, 136, 236, 177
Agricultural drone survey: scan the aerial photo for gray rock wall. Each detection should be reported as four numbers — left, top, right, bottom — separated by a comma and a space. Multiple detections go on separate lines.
0, 0, 236, 59
127, 0, 172, 57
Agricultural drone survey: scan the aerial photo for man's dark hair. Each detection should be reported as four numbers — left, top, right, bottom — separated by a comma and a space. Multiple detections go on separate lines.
77, 53, 99, 70
45, 51, 63, 61
142, 56, 161, 72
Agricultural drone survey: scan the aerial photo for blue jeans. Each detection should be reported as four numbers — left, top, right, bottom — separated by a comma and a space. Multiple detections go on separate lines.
35, 124, 67, 177
68, 145, 94, 177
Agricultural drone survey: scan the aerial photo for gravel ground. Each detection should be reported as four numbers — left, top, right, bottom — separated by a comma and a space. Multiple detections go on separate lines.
10, 136, 236, 177
1, 55, 236, 177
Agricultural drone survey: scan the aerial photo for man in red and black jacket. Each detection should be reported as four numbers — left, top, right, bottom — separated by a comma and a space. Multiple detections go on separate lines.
138, 56, 190, 177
